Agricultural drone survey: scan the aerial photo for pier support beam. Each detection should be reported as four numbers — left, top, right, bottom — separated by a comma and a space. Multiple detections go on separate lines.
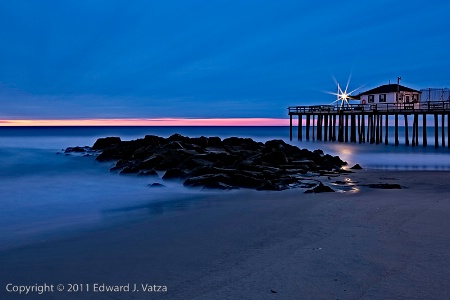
358, 114, 362, 143
351, 114, 356, 143
423, 114, 427, 147
306, 115, 310, 141
434, 114, 439, 148
298, 115, 302, 141
328, 115, 333, 141
379, 115, 383, 145
404, 115, 409, 146
385, 113, 389, 145
448, 113, 450, 149
332, 115, 336, 141
375, 114, 380, 144
414, 114, 419, 146
312, 115, 315, 141
317, 115, 322, 141
289, 115, 293, 141
395, 114, 399, 146
324, 114, 328, 141
361, 113, 365, 143
442, 114, 445, 147
345, 114, 349, 142
370, 115, 376, 144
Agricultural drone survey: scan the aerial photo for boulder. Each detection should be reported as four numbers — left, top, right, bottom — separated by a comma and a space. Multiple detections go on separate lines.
162, 168, 187, 180
305, 182, 335, 193
350, 164, 363, 170
92, 137, 121, 150
64, 146, 86, 153
148, 183, 165, 188
183, 174, 232, 188
254, 151, 288, 165
120, 166, 140, 174
138, 170, 158, 176
202, 182, 237, 190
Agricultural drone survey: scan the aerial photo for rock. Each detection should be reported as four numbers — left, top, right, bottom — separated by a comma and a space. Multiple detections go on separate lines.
202, 182, 237, 190
350, 164, 363, 170
92, 137, 121, 150
366, 183, 401, 189
257, 181, 287, 191
317, 154, 347, 170
183, 174, 232, 188
254, 151, 288, 165
119, 166, 139, 174
167, 133, 191, 143
207, 136, 222, 147
137, 154, 166, 169
178, 157, 214, 170
162, 168, 187, 180
138, 170, 158, 176
64, 146, 86, 153
148, 183, 165, 188
305, 182, 335, 193
190, 136, 209, 148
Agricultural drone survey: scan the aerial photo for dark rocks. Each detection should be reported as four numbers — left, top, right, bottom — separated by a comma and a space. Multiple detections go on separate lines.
67, 134, 351, 191
184, 174, 232, 188
305, 182, 335, 193
138, 170, 158, 176
254, 151, 288, 165
202, 182, 237, 190
350, 164, 363, 170
148, 183, 165, 188
120, 166, 140, 174
65, 146, 86, 153
92, 137, 121, 150
162, 168, 187, 180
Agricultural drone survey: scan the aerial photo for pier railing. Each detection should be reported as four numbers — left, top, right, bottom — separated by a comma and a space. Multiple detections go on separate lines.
288, 100, 450, 114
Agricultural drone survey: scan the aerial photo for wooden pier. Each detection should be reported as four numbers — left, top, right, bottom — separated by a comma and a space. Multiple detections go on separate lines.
288, 101, 450, 148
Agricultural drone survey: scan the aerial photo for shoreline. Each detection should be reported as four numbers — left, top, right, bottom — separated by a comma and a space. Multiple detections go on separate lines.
1, 169, 450, 299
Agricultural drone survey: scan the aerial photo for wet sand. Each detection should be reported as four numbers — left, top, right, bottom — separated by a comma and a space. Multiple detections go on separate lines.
1, 170, 450, 299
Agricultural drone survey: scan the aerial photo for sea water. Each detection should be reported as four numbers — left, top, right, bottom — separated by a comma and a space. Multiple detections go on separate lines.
0, 126, 449, 250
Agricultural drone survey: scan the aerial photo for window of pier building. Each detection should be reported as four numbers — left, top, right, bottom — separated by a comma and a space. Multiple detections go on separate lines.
379, 94, 386, 102
368, 95, 374, 103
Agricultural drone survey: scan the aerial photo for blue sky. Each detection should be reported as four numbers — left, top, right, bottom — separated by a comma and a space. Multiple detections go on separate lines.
1, 0, 450, 120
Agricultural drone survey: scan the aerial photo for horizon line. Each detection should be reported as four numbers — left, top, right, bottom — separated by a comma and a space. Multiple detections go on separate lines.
0, 118, 291, 126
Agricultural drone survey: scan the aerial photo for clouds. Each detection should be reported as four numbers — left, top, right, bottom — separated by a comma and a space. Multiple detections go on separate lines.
0, 0, 450, 119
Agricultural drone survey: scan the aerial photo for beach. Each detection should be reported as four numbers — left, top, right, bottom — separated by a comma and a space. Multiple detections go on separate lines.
1, 169, 450, 299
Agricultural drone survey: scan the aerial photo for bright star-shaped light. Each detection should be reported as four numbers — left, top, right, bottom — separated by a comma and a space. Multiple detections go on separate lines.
324, 74, 365, 108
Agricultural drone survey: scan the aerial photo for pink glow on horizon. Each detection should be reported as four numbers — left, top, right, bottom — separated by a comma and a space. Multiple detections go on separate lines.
0, 118, 290, 126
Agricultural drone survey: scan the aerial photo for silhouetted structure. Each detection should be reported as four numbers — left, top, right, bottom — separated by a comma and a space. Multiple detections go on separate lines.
288, 101, 450, 148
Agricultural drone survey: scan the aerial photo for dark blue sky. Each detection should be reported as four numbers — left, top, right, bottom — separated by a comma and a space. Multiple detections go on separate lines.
1, 0, 450, 119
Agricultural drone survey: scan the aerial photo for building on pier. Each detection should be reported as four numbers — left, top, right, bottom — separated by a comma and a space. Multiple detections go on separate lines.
355, 84, 421, 107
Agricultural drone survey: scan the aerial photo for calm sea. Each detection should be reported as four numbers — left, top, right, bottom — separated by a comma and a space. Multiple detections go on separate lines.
1, 126, 449, 250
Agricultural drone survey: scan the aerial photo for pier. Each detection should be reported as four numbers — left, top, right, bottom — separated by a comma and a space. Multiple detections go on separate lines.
288, 101, 450, 148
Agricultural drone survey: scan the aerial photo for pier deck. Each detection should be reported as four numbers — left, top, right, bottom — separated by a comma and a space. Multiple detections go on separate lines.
288, 101, 450, 148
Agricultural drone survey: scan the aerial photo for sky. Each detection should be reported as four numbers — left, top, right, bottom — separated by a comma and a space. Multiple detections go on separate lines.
1, 0, 450, 124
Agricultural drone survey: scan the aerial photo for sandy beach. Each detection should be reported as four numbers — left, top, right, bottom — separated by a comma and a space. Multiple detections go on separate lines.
1, 170, 450, 299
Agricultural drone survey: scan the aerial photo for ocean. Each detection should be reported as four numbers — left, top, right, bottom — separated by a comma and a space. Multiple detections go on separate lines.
1, 126, 449, 250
